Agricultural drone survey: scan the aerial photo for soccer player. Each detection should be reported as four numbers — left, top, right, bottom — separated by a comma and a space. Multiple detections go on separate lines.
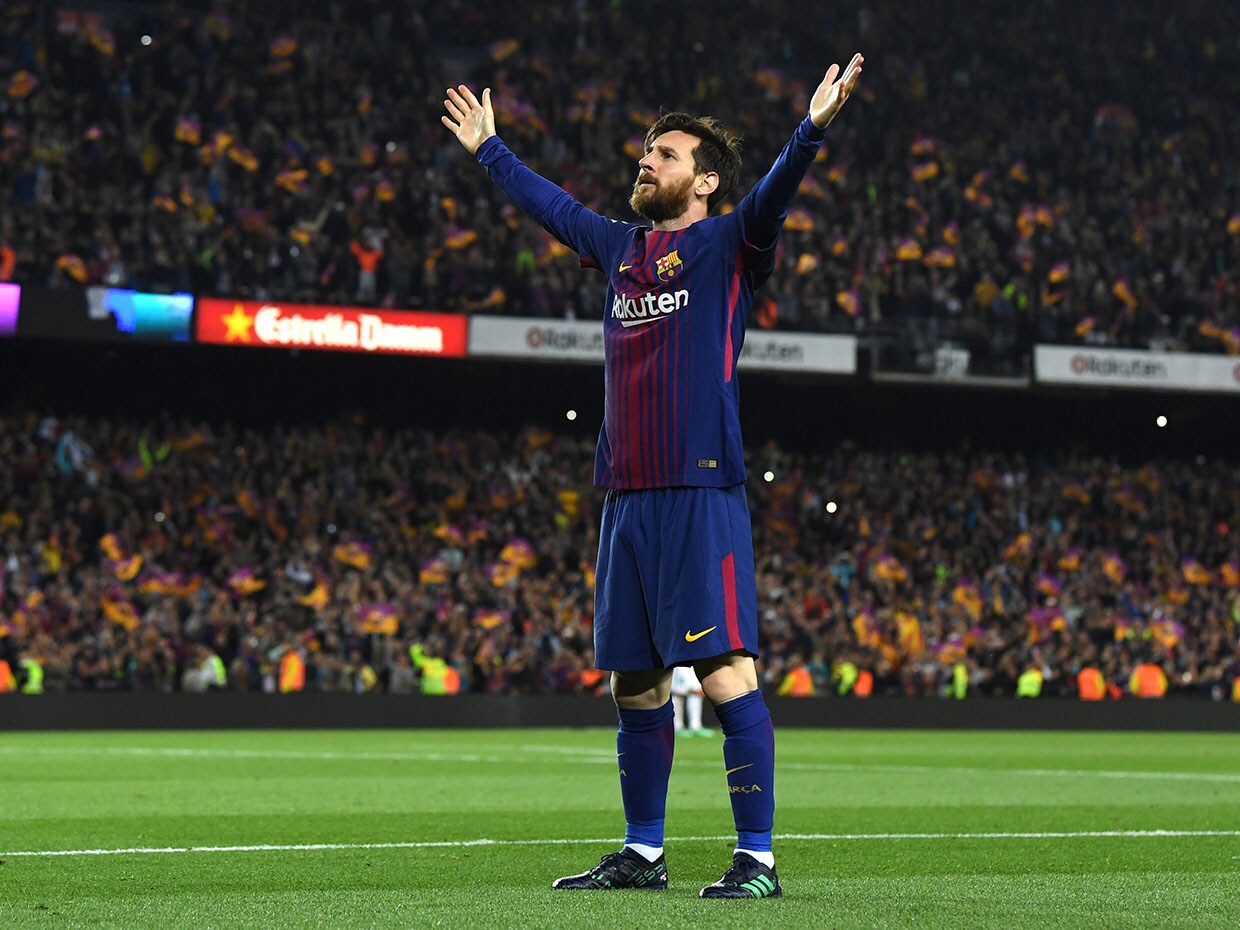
442, 52, 863, 898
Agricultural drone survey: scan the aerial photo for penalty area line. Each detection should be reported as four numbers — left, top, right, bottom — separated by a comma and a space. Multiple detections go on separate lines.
4, 830, 1239, 859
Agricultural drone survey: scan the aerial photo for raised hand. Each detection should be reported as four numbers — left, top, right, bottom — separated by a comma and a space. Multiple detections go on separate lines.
441, 84, 495, 155
808, 54, 864, 130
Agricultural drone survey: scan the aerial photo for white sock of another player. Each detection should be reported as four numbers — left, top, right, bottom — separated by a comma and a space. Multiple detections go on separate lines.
687, 693, 704, 731
672, 694, 686, 730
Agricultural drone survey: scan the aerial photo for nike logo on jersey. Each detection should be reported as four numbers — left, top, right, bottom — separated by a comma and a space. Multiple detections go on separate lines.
618, 263, 634, 273
725, 763, 754, 776
684, 626, 717, 643
611, 289, 689, 328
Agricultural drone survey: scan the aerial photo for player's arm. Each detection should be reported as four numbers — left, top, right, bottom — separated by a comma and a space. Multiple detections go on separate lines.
442, 84, 620, 266
738, 54, 863, 251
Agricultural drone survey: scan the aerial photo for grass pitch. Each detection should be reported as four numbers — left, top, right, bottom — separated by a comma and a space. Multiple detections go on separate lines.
1, 726, 1238, 929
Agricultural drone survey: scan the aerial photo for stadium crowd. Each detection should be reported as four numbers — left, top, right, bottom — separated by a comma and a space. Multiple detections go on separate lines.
2, 411, 1237, 700
1, 0, 1237, 364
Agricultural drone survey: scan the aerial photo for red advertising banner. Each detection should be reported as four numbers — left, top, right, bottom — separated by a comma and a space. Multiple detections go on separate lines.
195, 299, 468, 358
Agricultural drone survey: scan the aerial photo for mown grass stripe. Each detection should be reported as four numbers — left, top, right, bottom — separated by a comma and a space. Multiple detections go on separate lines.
6, 745, 1240, 784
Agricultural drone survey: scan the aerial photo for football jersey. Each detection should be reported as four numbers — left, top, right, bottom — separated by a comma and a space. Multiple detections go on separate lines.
476, 116, 827, 489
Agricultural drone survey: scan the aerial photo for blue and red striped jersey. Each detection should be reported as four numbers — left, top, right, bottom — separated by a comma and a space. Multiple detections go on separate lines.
477, 116, 827, 489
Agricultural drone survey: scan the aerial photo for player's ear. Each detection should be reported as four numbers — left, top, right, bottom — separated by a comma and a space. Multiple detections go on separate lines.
697, 171, 719, 199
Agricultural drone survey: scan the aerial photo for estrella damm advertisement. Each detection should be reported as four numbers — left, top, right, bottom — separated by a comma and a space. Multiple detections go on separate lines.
195, 298, 469, 358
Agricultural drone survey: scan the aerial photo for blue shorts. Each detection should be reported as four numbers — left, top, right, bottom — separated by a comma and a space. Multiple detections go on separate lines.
594, 484, 759, 671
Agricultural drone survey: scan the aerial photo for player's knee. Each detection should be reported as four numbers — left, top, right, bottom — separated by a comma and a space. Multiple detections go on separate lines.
695, 654, 758, 705
612, 669, 672, 708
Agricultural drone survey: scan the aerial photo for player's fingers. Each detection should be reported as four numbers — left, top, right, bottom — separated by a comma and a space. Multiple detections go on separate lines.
823, 63, 840, 87
446, 89, 472, 117
440, 115, 460, 133
482, 87, 492, 113
459, 84, 482, 109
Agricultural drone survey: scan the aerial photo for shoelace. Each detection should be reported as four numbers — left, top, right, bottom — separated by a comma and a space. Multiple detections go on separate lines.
590, 852, 627, 879
719, 858, 753, 885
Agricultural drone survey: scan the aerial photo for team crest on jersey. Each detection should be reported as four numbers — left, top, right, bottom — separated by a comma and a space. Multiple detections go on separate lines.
655, 249, 683, 281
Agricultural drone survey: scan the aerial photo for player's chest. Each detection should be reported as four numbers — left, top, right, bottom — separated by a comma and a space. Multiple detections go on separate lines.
612, 237, 688, 288
607, 234, 701, 332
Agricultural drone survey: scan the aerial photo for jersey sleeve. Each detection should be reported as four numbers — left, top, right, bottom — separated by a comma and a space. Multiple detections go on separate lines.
734, 116, 827, 282
476, 136, 631, 270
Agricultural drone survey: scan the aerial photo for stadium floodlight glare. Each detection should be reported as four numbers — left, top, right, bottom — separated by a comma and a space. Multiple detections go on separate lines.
141, 35, 152, 46
1156, 415, 1168, 428
763, 470, 775, 482
566, 409, 577, 421
826, 501, 838, 513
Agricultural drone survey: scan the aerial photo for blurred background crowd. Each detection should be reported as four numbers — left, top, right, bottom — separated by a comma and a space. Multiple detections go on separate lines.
2, 0, 1238, 701
2, 410, 1237, 698
1, 0, 1238, 375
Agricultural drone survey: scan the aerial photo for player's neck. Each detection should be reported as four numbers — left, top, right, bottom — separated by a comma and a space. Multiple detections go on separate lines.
651, 203, 708, 232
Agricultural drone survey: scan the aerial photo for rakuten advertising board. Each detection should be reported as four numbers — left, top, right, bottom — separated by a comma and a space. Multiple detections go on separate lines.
196, 299, 468, 357
1035, 345, 1240, 394
469, 316, 856, 374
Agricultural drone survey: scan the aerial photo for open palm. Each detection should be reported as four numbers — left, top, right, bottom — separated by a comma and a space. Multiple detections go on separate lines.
809, 54, 864, 129
442, 84, 495, 155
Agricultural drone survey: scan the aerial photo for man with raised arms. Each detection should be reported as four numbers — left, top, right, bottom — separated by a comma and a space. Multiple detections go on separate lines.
442, 52, 863, 897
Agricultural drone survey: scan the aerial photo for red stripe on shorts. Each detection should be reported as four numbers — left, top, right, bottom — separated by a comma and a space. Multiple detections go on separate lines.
721, 552, 743, 651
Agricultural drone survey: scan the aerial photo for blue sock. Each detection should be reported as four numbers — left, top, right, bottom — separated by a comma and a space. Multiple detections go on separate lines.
714, 690, 775, 852
616, 701, 675, 850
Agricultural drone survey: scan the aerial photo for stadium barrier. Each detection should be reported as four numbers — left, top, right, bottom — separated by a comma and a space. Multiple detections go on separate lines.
1034, 344, 1240, 393
1, 694, 1236, 731
11, 286, 1240, 395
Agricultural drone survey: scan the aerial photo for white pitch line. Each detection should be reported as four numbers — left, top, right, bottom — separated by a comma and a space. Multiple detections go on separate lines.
776, 762, 1240, 784
514, 745, 617, 756
3, 830, 1239, 859
3, 744, 1239, 784
0, 747, 505, 764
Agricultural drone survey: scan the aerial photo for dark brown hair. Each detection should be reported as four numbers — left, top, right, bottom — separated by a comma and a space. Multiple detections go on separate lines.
643, 112, 742, 213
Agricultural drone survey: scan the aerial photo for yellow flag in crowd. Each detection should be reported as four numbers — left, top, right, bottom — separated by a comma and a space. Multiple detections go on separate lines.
7, 71, 39, 98
101, 594, 140, 631
1112, 279, 1138, 309
333, 542, 373, 570
895, 238, 922, 261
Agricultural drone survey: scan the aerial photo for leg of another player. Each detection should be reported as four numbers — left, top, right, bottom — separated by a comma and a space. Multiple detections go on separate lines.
695, 653, 781, 898
687, 691, 706, 734
613, 669, 675, 864
672, 692, 687, 731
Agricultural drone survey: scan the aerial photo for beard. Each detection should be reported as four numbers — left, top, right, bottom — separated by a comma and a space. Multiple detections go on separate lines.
629, 173, 695, 223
